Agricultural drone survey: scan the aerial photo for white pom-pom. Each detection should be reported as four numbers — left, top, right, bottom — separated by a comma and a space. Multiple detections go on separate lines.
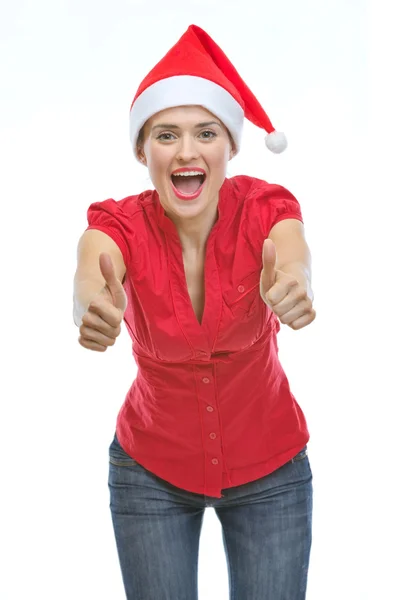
265, 130, 288, 154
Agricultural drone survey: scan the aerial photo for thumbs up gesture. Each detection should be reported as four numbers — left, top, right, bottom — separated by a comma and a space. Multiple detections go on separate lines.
260, 239, 316, 330
78, 253, 128, 352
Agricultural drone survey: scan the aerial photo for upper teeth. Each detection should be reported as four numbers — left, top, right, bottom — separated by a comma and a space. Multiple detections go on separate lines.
173, 171, 204, 176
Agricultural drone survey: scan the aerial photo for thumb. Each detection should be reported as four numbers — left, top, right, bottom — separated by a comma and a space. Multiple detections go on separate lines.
261, 239, 277, 293
99, 252, 127, 313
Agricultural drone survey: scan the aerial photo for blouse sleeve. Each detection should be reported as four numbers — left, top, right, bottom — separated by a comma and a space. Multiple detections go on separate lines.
253, 181, 304, 239
86, 199, 132, 269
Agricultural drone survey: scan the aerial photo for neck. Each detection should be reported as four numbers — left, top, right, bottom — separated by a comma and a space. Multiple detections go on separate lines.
168, 198, 219, 253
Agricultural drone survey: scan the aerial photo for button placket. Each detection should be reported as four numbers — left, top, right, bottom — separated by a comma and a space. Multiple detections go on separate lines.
196, 368, 223, 483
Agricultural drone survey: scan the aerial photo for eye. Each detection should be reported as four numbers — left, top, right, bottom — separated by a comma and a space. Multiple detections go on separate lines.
199, 130, 217, 139
157, 132, 176, 141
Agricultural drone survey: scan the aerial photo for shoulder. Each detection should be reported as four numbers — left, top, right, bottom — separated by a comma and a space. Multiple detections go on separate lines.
228, 175, 301, 216
86, 190, 159, 240
85, 190, 156, 271
227, 174, 297, 203
87, 190, 152, 220
226, 175, 303, 240
85, 189, 156, 253
225, 175, 298, 210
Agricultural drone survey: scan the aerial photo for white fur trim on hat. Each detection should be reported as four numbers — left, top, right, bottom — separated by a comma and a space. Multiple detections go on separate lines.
129, 75, 245, 161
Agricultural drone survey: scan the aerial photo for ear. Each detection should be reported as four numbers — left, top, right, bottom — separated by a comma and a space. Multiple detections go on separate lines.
137, 149, 147, 165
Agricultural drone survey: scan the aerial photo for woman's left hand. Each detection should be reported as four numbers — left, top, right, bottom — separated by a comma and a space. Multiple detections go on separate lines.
260, 239, 316, 330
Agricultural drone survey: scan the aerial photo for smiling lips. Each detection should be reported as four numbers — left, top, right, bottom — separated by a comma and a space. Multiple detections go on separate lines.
170, 168, 206, 201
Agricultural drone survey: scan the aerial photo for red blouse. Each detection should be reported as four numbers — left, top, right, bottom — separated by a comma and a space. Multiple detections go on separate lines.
86, 175, 310, 498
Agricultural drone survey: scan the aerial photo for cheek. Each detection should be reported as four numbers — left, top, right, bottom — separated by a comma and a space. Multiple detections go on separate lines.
147, 149, 169, 180
208, 150, 229, 176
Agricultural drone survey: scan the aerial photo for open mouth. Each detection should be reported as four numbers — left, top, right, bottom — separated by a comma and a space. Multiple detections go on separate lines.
170, 173, 206, 199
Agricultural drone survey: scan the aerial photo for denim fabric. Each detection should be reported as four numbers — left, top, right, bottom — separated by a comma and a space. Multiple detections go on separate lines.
108, 432, 313, 600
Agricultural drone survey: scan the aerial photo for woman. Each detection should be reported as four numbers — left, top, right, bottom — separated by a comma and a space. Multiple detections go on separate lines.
73, 24, 316, 600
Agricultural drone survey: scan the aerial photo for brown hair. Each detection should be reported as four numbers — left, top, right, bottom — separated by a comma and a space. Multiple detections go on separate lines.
136, 126, 145, 158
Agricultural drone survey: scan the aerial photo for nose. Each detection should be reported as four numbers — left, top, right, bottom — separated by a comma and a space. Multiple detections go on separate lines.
175, 133, 200, 162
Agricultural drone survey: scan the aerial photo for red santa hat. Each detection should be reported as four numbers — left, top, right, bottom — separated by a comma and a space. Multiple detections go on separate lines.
129, 24, 287, 161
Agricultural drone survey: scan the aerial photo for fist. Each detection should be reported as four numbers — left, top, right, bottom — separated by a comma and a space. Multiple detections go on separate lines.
260, 239, 316, 330
78, 253, 128, 352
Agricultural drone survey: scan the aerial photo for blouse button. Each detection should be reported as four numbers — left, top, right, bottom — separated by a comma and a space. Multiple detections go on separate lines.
237, 285, 245, 293
207, 406, 214, 412
202, 377, 210, 384
212, 458, 219, 465
210, 433, 217, 440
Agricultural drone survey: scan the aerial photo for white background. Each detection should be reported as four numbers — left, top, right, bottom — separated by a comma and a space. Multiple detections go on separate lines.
1, 0, 398, 598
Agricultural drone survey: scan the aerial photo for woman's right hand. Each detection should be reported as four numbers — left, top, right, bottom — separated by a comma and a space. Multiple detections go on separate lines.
78, 253, 128, 352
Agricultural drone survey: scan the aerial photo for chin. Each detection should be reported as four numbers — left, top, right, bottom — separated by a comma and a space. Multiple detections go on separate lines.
172, 197, 206, 218
168, 185, 208, 209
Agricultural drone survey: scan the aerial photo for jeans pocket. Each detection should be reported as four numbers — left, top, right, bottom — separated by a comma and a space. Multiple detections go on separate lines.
109, 432, 138, 467
291, 446, 308, 463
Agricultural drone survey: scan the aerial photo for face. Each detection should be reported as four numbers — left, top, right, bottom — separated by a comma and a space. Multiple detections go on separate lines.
137, 105, 235, 224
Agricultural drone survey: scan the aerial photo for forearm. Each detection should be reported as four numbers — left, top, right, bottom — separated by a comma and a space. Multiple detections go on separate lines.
279, 261, 314, 301
73, 277, 105, 326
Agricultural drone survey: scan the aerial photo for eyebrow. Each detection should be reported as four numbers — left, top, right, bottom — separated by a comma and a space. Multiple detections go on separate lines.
151, 121, 222, 131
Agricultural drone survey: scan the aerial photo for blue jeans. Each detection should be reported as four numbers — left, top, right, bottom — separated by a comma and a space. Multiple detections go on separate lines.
108, 431, 313, 600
